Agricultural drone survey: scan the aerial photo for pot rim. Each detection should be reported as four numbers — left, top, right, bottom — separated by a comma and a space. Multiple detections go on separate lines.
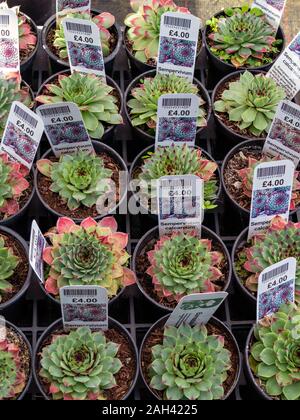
20, 11, 40, 69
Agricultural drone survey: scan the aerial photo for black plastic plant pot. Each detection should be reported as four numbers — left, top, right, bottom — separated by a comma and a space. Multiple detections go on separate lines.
204, 10, 285, 77
34, 140, 128, 224
33, 317, 139, 401
41, 11, 122, 75
3, 320, 33, 400
0, 226, 32, 312
139, 314, 242, 400
125, 70, 212, 146
245, 327, 272, 400
35, 69, 124, 144
133, 225, 232, 313
8, 0, 55, 26
129, 144, 222, 218
18, 12, 39, 74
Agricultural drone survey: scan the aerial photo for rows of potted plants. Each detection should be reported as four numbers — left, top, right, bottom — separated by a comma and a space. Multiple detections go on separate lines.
0, 0, 299, 402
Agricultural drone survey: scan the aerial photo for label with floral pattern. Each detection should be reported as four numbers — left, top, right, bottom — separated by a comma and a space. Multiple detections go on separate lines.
0, 10, 20, 77
62, 18, 105, 78
248, 160, 295, 240
257, 257, 296, 322
157, 12, 201, 82
36, 102, 94, 157
56, 0, 90, 18
252, 0, 287, 31
60, 286, 108, 331
29, 220, 47, 284
156, 94, 200, 148
0, 101, 44, 170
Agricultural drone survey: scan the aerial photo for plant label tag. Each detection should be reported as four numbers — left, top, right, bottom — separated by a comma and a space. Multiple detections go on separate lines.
0, 316, 6, 341
60, 286, 108, 331
157, 175, 204, 237
263, 100, 300, 167
156, 94, 199, 148
251, 0, 287, 32
248, 160, 295, 240
257, 257, 296, 322
268, 31, 300, 100
63, 18, 105, 78
36, 102, 94, 157
166, 292, 228, 327
0, 102, 44, 170
56, 0, 91, 19
0, 10, 20, 77
157, 12, 201, 82
29, 220, 47, 284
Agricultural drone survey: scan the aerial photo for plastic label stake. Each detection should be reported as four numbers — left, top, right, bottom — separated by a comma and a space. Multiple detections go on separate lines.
0, 10, 20, 77
56, 0, 90, 20
29, 221, 47, 284
252, 0, 287, 31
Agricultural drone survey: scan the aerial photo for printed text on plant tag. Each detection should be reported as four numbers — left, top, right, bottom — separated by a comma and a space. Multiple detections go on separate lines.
29, 220, 47, 284
252, 0, 287, 31
0, 10, 20, 76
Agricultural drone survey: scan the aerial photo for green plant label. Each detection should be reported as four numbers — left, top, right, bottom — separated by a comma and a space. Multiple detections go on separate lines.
166, 292, 228, 327
157, 175, 204, 237
257, 257, 296, 322
36, 102, 94, 157
29, 220, 47, 284
248, 160, 295, 240
156, 94, 200, 148
263, 100, 300, 167
157, 12, 201, 82
252, 0, 287, 32
0, 101, 44, 170
60, 286, 108, 331
0, 10, 20, 77
56, 0, 90, 19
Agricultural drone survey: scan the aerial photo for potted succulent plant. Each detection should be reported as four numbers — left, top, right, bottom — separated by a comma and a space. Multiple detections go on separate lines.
222, 139, 300, 221
130, 144, 221, 215
246, 303, 300, 400
0, 226, 31, 311
35, 142, 128, 223
41, 9, 122, 75
232, 216, 300, 306
38, 215, 136, 306
0, 320, 32, 400
0, 1, 39, 73
125, 70, 211, 144
204, 4, 285, 75
212, 70, 286, 146
140, 315, 241, 400
35, 70, 123, 142
133, 226, 232, 311
33, 318, 139, 400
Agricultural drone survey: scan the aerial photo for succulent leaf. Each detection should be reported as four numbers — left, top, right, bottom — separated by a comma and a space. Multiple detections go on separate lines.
0, 337, 26, 399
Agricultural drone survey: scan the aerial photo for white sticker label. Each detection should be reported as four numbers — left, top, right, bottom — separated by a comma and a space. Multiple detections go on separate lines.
157, 12, 201, 82
60, 286, 108, 331
158, 175, 204, 237
0, 102, 44, 170
257, 257, 296, 322
166, 292, 228, 327
0, 10, 20, 77
252, 0, 287, 31
268, 31, 300, 100
0, 316, 6, 341
56, 0, 90, 18
36, 102, 94, 157
248, 160, 295, 240
29, 220, 47, 284
63, 18, 105, 78
263, 100, 300, 167
156, 94, 199, 148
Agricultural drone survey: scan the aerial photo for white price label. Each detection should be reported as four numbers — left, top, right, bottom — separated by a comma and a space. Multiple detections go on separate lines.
63, 18, 105, 78
0, 102, 44, 170
60, 286, 108, 331
36, 102, 94, 157
263, 100, 300, 167
0, 316, 6, 341
157, 12, 201, 81
56, 0, 90, 18
29, 220, 47, 284
156, 94, 200, 148
257, 258, 296, 322
248, 160, 295, 240
166, 292, 228, 327
0, 10, 20, 76
252, 0, 287, 32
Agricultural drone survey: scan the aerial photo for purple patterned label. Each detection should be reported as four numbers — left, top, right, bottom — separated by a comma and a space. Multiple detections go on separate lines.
0, 11, 20, 76
159, 37, 196, 69
251, 186, 291, 218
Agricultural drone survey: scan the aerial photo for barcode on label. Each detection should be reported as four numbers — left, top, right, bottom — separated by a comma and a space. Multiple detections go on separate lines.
281, 102, 300, 119
65, 21, 92, 34
262, 263, 289, 283
14, 105, 38, 128
39, 105, 71, 117
161, 179, 192, 188
257, 165, 286, 178
63, 289, 97, 297
0, 15, 9, 25
162, 98, 192, 108
164, 15, 191, 29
